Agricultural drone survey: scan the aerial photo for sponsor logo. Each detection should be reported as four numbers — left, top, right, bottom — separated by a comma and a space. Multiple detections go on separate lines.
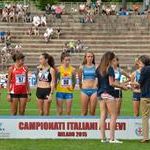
135, 127, 143, 136
0, 122, 10, 138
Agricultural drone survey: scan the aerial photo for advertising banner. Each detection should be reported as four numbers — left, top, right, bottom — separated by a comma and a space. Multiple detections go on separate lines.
0, 116, 149, 139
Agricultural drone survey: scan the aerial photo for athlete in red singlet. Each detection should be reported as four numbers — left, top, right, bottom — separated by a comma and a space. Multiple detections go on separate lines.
7, 53, 30, 115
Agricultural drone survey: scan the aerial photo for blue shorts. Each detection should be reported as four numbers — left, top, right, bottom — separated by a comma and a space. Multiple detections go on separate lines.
81, 88, 97, 97
133, 92, 141, 101
56, 92, 73, 100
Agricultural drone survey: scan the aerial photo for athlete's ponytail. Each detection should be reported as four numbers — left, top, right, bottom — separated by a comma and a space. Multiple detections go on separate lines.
48, 55, 55, 69
116, 57, 120, 67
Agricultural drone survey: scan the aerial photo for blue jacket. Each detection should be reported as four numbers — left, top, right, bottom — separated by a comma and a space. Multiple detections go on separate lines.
138, 65, 150, 98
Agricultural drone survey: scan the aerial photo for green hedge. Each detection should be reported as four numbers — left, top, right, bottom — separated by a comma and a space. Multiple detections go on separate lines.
35, 0, 143, 10
60, 0, 143, 2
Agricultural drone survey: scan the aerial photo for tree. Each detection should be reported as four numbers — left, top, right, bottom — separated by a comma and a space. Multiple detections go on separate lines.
36, 0, 58, 10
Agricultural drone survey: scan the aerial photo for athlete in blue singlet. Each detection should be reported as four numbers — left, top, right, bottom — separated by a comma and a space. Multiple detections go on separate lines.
78, 51, 97, 116
131, 59, 141, 117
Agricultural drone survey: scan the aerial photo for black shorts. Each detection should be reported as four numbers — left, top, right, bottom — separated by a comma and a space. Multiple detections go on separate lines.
114, 89, 122, 98
10, 94, 28, 99
36, 87, 51, 100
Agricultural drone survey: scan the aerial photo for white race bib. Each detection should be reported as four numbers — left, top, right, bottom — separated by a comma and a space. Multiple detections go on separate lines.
61, 77, 72, 87
15, 74, 26, 85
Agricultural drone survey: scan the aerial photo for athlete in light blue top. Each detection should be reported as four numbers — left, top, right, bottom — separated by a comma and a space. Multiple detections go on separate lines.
112, 57, 131, 116
131, 59, 142, 117
78, 51, 98, 116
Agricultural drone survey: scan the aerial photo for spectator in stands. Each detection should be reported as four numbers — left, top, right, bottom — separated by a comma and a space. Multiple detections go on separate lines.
23, 3, 29, 13
1, 42, 12, 55
5, 2, 11, 10
16, 8, 25, 23
86, 0, 91, 8
96, 0, 101, 8
55, 6, 63, 19
118, 7, 128, 16
51, 5, 57, 14
25, 12, 32, 23
26, 26, 34, 36
79, 3, 85, 14
1, 44, 7, 53
44, 27, 53, 43
111, 4, 117, 15
5, 31, 11, 47
33, 27, 40, 36
91, 2, 96, 14
16, 2, 22, 10
133, 4, 141, 15
0, 31, 6, 43
5, 31, 11, 41
1, 8, 8, 22
45, 4, 51, 15
63, 42, 70, 53
102, 5, 107, 15
85, 7, 94, 23
41, 14, 47, 26
56, 28, 61, 39
69, 40, 76, 53
95, 0, 101, 14
33, 15, 41, 27
15, 44, 22, 52
9, 9, 15, 22
106, 6, 111, 15
76, 40, 84, 52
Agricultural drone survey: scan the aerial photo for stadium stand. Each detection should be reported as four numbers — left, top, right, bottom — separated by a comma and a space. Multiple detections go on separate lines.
0, 1, 150, 72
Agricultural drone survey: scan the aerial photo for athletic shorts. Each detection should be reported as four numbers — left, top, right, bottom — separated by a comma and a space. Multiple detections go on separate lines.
81, 88, 97, 97
10, 94, 28, 99
133, 92, 141, 101
98, 93, 115, 101
56, 92, 73, 100
114, 89, 122, 98
36, 87, 51, 100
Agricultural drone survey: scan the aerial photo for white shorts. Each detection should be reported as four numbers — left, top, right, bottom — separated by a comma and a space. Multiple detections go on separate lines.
99, 93, 115, 101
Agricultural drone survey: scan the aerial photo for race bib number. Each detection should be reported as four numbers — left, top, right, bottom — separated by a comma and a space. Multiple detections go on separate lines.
15, 74, 26, 85
39, 71, 49, 82
61, 77, 72, 87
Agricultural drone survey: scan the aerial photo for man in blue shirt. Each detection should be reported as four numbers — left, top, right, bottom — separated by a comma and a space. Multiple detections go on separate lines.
136, 55, 150, 143
0, 31, 6, 42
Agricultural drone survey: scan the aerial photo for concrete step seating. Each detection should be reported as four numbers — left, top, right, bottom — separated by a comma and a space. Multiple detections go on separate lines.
0, 13, 150, 71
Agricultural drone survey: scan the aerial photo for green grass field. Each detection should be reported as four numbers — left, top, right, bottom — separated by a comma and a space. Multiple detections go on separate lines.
0, 89, 134, 116
0, 89, 149, 150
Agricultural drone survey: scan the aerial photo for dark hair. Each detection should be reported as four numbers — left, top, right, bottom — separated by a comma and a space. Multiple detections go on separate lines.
60, 52, 70, 62
82, 51, 95, 65
116, 57, 120, 67
41, 53, 55, 69
12, 52, 25, 62
138, 55, 150, 66
98, 51, 115, 77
